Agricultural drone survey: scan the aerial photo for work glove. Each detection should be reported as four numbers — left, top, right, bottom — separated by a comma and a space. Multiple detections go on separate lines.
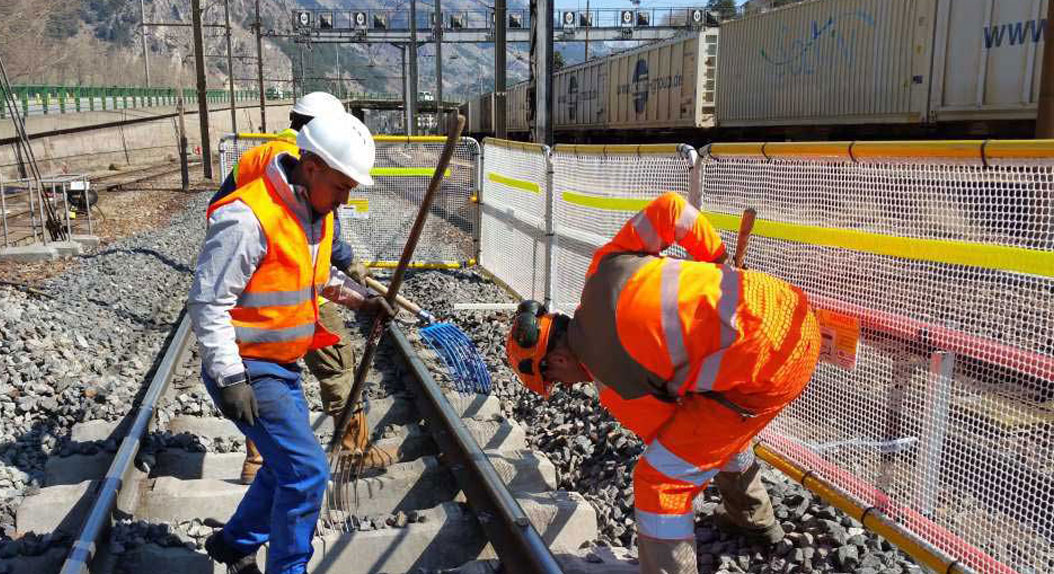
345, 260, 371, 284
218, 381, 259, 427
360, 295, 396, 320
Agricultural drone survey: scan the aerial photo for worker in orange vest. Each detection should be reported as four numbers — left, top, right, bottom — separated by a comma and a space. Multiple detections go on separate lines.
190, 112, 392, 574
212, 92, 387, 485
506, 192, 821, 574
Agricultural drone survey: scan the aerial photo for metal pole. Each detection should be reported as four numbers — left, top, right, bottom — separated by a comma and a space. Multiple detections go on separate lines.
300, 44, 306, 97
533, 0, 554, 145
408, 0, 419, 136
495, 0, 507, 139
584, 0, 590, 61
1, 173, 8, 248
192, 0, 213, 179
140, 0, 151, 86
255, 0, 267, 132
1037, 0, 1054, 137
178, 95, 190, 193
402, 46, 411, 133
224, 0, 238, 134
434, 0, 444, 134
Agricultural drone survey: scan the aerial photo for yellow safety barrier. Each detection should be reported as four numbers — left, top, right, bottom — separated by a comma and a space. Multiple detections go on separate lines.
487, 172, 540, 194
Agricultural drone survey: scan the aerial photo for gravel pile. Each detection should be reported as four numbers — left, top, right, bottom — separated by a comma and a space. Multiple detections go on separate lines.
0, 192, 208, 540
395, 268, 921, 574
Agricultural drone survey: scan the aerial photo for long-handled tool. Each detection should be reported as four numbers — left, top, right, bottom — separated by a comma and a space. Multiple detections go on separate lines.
733, 207, 757, 270
325, 114, 466, 529
363, 276, 491, 394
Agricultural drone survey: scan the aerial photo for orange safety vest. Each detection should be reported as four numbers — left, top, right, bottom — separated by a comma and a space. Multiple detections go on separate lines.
568, 192, 819, 418
234, 130, 299, 188
206, 173, 339, 363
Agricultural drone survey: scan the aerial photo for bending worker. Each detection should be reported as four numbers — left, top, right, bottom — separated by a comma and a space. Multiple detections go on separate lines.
188, 112, 391, 574
506, 192, 821, 574
212, 91, 389, 484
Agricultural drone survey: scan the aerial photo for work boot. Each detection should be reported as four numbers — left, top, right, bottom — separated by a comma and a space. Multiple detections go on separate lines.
205, 531, 262, 574
240, 439, 263, 485
711, 461, 785, 545
338, 407, 394, 470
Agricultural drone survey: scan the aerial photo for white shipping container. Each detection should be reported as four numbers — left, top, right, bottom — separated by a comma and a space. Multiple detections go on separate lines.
554, 58, 609, 129
716, 0, 934, 127
931, 0, 1046, 121
507, 82, 530, 132
606, 31, 714, 130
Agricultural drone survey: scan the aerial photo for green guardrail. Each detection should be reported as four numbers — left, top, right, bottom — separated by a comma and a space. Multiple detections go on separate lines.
0, 85, 286, 118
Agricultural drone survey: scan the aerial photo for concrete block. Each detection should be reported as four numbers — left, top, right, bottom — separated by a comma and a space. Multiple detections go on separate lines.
70, 419, 122, 442
154, 451, 245, 481
70, 234, 100, 248
514, 491, 599, 553
328, 457, 458, 516
302, 502, 486, 574
0, 244, 58, 262
461, 419, 527, 453
45, 451, 113, 486
137, 477, 246, 524
117, 544, 221, 574
443, 392, 502, 420
16, 480, 96, 537
49, 241, 82, 257
484, 450, 557, 493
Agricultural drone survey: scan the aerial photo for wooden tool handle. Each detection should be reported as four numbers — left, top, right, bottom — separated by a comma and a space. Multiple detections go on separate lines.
733, 208, 757, 270
363, 276, 423, 315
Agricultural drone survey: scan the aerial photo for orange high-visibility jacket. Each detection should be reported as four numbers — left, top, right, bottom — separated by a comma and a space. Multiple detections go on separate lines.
567, 192, 819, 417
234, 129, 299, 188
206, 174, 338, 363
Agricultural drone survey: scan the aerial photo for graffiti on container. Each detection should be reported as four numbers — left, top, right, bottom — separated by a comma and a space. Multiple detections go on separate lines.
614, 59, 683, 115
759, 10, 876, 78
983, 19, 1046, 49
556, 76, 600, 122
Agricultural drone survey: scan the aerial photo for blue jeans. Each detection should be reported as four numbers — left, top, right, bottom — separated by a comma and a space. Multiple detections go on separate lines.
203, 369, 328, 574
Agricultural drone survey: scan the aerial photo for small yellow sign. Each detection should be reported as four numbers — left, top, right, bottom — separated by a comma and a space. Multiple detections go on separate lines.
344, 198, 370, 219
815, 309, 861, 371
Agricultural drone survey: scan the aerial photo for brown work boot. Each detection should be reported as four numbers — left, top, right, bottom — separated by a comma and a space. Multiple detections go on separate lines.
338, 408, 394, 470
711, 461, 785, 545
240, 439, 263, 485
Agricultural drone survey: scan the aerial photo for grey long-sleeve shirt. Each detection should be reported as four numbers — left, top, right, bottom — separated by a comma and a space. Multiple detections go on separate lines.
188, 152, 370, 381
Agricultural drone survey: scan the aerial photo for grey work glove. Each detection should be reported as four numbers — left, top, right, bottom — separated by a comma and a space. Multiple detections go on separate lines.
218, 382, 259, 427
360, 295, 396, 320
345, 260, 371, 284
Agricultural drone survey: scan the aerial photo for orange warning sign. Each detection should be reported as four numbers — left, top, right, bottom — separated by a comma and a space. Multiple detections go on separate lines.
815, 309, 861, 371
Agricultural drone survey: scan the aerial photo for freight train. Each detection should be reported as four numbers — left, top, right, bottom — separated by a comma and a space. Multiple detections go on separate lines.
461, 0, 1048, 142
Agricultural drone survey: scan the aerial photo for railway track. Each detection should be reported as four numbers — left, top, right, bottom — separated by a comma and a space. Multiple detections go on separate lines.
12, 303, 599, 573
91, 161, 199, 193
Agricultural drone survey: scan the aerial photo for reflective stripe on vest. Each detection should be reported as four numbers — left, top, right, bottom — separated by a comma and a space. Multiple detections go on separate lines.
692, 265, 742, 393
643, 438, 720, 487
207, 172, 335, 363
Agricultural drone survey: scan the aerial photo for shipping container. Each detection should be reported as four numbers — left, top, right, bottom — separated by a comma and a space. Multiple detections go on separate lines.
930, 0, 1046, 122
554, 58, 609, 129
605, 30, 717, 130
507, 82, 530, 133
716, 0, 934, 127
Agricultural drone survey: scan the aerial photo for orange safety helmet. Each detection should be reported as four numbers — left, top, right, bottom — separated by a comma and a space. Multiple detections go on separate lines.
506, 300, 568, 398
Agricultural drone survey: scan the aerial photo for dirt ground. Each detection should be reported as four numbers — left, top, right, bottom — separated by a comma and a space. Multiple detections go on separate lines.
0, 169, 214, 287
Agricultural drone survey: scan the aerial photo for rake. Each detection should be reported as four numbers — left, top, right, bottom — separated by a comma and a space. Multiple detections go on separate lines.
363, 276, 491, 394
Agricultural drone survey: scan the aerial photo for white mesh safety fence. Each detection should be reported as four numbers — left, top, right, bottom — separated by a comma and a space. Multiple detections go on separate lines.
479, 139, 552, 301
549, 145, 696, 313
699, 144, 1054, 574
345, 137, 480, 264
216, 134, 481, 265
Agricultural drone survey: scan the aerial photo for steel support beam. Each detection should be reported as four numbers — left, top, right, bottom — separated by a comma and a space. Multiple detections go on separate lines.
434, 0, 444, 134
255, 0, 267, 131
407, 0, 419, 136
224, 0, 238, 134
532, 0, 553, 145
495, 0, 507, 139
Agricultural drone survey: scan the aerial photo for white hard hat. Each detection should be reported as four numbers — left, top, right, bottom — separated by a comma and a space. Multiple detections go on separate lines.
291, 91, 345, 118
297, 112, 376, 186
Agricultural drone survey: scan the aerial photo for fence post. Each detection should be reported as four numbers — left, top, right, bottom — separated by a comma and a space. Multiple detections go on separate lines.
916, 352, 955, 517
42, 90, 49, 115
683, 144, 702, 208
543, 145, 555, 308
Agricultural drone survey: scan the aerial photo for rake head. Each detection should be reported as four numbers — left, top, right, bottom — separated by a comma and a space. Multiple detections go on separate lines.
420, 322, 492, 394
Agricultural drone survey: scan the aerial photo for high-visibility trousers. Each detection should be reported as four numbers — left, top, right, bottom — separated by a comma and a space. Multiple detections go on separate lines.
598, 372, 812, 542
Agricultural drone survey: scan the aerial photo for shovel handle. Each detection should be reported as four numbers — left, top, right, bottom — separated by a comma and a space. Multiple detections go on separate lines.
363, 276, 426, 318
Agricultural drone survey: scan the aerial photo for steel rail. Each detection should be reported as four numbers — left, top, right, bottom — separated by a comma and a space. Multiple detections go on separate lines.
59, 310, 193, 574
388, 324, 564, 574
